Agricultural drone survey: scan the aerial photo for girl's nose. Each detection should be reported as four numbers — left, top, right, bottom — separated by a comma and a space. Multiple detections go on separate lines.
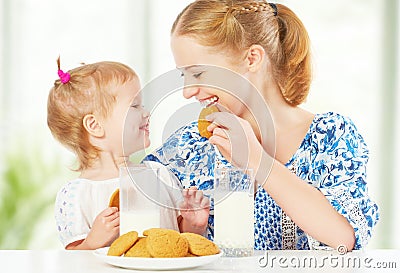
182, 86, 199, 99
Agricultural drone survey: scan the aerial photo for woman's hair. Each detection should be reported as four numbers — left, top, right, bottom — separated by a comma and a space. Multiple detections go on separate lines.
47, 61, 137, 171
172, 0, 312, 105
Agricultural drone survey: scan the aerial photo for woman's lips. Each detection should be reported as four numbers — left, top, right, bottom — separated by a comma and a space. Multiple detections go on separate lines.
199, 96, 219, 107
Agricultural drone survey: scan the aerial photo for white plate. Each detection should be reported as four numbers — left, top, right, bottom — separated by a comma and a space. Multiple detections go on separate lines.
94, 247, 223, 270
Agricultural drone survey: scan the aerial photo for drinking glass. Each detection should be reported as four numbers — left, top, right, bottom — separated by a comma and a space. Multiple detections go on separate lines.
119, 164, 161, 236
213, 168, 255, 257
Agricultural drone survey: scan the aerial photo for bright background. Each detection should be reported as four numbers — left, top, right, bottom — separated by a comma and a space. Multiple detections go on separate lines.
0, 0, 398, 249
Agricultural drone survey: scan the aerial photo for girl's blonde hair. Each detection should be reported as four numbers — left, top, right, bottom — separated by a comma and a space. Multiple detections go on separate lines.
47, 61, 137, 171
172, 0, 312, 105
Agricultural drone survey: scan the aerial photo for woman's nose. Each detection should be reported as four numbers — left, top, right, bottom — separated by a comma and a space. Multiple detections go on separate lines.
143, 108, 150, 118
182, 86, 199, 99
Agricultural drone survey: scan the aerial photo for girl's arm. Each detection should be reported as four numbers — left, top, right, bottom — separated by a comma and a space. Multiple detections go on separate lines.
178, 187, 210, 235
65, 207, 120, 250
66, 239, 89, 250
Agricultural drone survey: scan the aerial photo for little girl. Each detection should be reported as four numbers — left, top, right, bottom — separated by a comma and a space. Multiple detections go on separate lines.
47, 58, 209, 250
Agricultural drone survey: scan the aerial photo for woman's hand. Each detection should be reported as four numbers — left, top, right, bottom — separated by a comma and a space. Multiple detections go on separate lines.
179, 186, 210, 235
206, 111, 264, 171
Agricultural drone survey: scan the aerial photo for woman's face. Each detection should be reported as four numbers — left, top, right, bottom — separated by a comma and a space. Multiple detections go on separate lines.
171, 34, 252, 117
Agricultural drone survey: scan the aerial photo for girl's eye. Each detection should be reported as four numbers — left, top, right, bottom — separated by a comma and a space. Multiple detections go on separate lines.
180, 72, 184, 77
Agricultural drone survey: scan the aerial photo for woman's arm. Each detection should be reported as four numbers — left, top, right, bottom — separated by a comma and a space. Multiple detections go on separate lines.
207, 112, 378, 251
260, 155, 356, 251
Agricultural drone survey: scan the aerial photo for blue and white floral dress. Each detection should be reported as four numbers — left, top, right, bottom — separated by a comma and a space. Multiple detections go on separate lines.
143, 112, 379, 250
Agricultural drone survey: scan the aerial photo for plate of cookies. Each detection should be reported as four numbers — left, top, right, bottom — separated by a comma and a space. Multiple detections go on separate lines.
94, 228, 222, 270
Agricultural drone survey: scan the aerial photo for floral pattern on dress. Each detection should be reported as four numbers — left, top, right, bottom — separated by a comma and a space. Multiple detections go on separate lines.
143, 112, 379, 250
55, 179, 89, 247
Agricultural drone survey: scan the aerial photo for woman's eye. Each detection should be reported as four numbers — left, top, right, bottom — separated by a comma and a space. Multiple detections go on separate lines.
180, 72, 184, 77
193, 72, 203, 78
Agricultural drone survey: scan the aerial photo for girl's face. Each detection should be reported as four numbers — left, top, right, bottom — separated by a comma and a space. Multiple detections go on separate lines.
171, 35, 252, 118
102, 79, 150, 157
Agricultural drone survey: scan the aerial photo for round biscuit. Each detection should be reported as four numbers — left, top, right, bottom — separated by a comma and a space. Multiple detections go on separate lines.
181, 232, 220, 256
198, 105, 219, 139
108, 188, 119, 210
107, 231, 138, 256
144, 228, 189, 258
124, 237, 152, 258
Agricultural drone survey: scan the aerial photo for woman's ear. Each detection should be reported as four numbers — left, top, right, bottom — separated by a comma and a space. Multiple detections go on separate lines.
82, 114, 104, 138
245, 44, 266, 72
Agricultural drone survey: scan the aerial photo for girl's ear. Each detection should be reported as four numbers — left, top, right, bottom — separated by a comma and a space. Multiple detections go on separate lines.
245, 44, 266, 72
82, 114, 104, 137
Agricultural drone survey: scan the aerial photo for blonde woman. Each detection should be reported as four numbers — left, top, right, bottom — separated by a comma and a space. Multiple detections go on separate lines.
145, 0, 379, 251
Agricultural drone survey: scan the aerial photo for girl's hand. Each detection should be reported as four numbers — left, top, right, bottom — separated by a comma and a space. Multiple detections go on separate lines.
179, 186, 210, 234
84, 207, 120, 249
206, 111, 264, 172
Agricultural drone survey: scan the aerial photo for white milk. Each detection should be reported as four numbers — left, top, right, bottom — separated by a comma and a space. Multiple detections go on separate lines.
120, 210, 160, 236
214, 191, 254, 248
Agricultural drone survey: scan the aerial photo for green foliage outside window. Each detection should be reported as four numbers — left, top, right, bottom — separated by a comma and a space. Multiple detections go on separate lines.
0, 140, 65, 249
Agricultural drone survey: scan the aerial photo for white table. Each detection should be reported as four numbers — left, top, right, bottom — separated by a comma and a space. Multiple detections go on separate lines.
1, 249, 399, 273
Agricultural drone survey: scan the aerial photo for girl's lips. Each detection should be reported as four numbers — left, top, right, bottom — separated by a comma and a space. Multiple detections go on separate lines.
140, 126, 149, 136
139, 123, 149, 131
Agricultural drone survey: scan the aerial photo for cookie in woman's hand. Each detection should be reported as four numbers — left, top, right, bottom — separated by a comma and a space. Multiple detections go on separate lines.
198, 105, 219, 139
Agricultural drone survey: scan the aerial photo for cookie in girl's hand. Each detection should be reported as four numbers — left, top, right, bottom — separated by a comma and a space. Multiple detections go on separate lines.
108, 188, 119, 209
198, 105, 219, 139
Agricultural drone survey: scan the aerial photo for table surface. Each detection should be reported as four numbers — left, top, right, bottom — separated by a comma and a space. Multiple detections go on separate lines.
1, 249, 399, 273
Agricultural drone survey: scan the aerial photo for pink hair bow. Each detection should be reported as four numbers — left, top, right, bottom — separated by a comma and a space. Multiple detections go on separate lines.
57, 56, 71, 84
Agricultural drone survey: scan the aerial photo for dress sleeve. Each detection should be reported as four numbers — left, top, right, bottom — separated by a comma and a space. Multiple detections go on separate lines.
142, 124, 190, 182
143, 121, 214, 185
310, 114, 379, 249
54, 180, 89, 248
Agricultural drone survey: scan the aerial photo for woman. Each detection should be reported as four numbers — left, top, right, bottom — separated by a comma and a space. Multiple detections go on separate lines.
144, 0, 379, 251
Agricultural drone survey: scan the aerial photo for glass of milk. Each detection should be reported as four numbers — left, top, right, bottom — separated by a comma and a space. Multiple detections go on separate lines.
119, 164, 161, 236
214, 168, 254, 257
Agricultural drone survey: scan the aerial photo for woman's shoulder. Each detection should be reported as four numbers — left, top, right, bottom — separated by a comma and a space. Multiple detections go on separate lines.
309, 111, 368, 155
312, 112, 363, 139
313, 112, 354, 128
